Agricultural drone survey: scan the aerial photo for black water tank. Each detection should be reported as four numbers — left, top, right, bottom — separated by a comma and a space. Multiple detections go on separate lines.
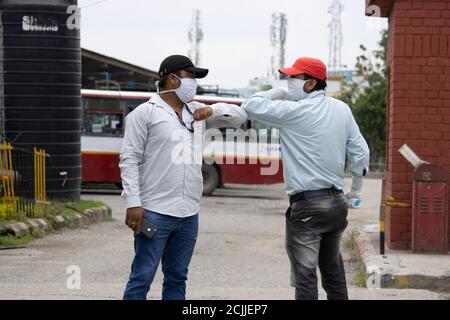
0, 0, 81, 200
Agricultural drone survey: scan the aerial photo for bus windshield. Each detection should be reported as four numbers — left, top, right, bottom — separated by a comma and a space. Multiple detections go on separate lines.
82, 96, 146, 136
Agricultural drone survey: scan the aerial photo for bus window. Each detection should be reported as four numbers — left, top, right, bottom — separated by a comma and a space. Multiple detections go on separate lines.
84, 97, 122, 113
84, 113, 124, 136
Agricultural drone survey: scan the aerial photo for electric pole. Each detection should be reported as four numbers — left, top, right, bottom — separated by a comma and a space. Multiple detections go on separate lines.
270, 12, 287, 80
188, 9, 204, 66
328, 0, 344, 70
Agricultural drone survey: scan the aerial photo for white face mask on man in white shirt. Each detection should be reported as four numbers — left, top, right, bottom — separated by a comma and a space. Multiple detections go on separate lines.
158, 74, 198, 103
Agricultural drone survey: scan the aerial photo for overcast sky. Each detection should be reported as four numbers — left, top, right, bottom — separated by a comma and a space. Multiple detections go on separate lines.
78, 0, 388, 88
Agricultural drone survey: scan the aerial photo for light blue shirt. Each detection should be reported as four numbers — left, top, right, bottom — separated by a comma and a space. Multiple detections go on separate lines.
243, 90, 370, 196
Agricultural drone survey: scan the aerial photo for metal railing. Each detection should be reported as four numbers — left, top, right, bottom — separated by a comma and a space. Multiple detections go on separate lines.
0, 143, 48, 220
34, 147, 47, 204
0, 143, 15, 217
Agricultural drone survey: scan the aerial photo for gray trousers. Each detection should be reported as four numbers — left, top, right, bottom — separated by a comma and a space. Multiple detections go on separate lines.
285, 190, 349, 300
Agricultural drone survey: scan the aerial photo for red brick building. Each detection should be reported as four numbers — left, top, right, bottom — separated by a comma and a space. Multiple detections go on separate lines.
366, 0, 450, 250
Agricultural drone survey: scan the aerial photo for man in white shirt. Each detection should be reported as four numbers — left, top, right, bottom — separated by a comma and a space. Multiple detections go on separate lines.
120, 55, 247, 300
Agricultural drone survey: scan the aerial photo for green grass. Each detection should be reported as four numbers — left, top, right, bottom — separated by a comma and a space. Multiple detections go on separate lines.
40, 200, 105, 220
0, 199, 106, 246
356, 272, 367, 288
45, 200, 104, 214
0, 234, 33, 246
67, 200, 104, 211
0, 204, 30, 222
0, 228, 46, 247
1, 200, 105, 222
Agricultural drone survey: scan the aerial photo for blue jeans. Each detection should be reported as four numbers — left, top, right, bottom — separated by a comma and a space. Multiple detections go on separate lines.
123, 210, 198, 300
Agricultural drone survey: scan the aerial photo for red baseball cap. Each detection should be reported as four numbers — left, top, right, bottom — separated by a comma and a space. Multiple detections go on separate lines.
279, 57, 327, 81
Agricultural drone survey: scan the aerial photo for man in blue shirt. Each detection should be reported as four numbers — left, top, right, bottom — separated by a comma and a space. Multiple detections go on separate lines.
243, 57, 370, 300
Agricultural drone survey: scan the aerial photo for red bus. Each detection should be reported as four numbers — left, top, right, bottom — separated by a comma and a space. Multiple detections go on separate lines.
81, 89, 284, 195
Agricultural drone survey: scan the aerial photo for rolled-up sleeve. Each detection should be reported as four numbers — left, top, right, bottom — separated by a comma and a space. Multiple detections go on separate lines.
119, 106, 150, 208
346, 113, 370, 177
205, 102, 248, 129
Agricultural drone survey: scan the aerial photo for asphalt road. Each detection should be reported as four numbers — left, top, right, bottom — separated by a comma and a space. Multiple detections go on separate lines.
0, 178, 442, 300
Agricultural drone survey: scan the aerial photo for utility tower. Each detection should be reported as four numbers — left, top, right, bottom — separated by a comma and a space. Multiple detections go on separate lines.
270, 12, 287, 80
328, 0, 344, 70
188, 9, 204, 66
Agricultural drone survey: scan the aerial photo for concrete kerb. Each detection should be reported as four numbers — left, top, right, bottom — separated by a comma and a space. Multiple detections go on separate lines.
351, 227, 450, 292
25, 218, 49, 233
51, 215, 65, 229
1, 205, 112, 238
83, 208, 97, 223
6, 222, 29, 238
82, 206, 111, 223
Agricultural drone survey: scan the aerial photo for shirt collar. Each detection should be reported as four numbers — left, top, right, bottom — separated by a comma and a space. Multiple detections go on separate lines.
306, 90, 326, 100
150, 95, 193, 119
150, 94, 173, 114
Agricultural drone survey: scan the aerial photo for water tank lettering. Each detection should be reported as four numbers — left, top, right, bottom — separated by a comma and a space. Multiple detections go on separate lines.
22, 15, 58, 32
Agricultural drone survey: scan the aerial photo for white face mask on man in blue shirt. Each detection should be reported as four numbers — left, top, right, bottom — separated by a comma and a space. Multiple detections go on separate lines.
287, 78, 310, 101
158, 74, 198, 103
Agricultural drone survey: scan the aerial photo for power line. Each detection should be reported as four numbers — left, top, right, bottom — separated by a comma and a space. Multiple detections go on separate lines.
80, 0, 113, 9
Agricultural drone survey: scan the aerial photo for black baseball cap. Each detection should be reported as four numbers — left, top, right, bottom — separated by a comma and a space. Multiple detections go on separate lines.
158, 55, 209, 79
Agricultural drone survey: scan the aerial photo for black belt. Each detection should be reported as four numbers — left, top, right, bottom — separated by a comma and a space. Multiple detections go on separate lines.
289, 188, 341, 205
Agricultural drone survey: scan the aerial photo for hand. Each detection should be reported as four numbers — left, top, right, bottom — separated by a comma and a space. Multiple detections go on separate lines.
267, 87, 289, 101
345, 192, 362, 208
193, 107, 213, 121
125, 207, 145, 233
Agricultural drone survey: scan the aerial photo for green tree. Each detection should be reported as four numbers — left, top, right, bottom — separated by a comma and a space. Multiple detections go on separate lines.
339, 30, 388, 163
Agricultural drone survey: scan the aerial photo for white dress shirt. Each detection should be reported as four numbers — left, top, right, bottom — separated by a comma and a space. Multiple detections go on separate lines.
119, 94, 247, 217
